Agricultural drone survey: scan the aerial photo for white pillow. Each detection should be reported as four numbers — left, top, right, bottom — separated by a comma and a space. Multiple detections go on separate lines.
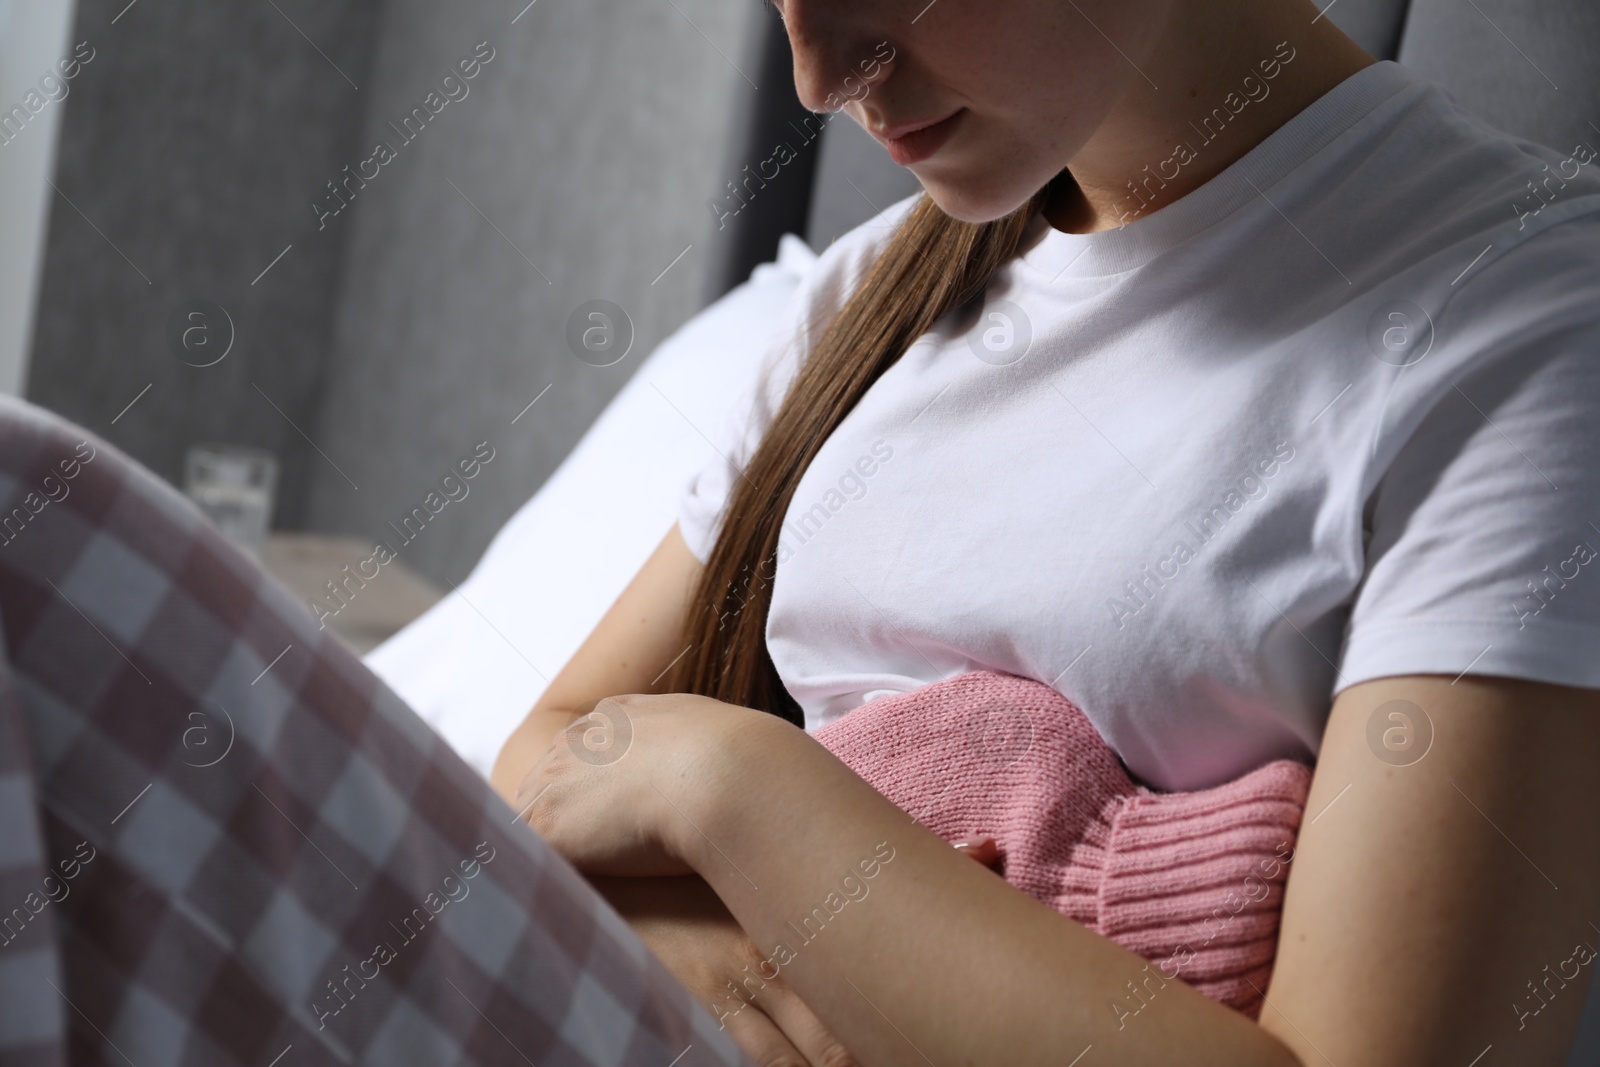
364, 235, 820, 778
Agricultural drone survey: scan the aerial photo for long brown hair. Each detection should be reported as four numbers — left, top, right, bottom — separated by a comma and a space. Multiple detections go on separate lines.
668, 182, 1056, 724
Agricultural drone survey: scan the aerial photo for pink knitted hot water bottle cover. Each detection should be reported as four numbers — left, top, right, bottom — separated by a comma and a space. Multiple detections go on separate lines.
811, 670, 1313, 1019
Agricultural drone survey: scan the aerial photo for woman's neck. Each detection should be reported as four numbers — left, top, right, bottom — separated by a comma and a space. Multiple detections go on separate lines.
1046, 0, 1378, 234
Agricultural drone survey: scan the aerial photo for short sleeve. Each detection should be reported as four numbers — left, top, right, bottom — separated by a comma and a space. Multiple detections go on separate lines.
1335, 215, 1600, 696
676, 194, 922, 563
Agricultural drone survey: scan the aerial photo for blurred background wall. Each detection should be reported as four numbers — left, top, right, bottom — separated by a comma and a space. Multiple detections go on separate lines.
301, 0, 748, 585
22, 0, 381, 532
18, 0, 756, 587
0, 0, 78, 394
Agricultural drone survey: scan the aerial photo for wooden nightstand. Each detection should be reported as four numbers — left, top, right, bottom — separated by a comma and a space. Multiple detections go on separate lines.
260, 532, 444, 655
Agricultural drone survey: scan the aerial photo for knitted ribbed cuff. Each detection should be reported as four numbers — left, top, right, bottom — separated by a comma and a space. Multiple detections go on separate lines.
1096, 760, 1312, 1018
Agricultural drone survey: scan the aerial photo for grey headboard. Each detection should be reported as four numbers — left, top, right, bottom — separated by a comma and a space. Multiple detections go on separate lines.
703, 0, 1599, 305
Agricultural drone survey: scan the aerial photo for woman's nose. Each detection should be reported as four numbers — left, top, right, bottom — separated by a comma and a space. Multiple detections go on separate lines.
781, 0, 895, 114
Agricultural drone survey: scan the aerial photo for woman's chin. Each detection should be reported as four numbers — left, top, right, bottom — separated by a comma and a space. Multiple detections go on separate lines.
917, 170, 1048, 226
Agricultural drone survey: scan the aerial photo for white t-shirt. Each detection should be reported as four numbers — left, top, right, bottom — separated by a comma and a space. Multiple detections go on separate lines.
677, 60, 1600, 792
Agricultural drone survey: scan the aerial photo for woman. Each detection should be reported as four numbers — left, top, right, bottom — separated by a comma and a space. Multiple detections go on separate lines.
6, 0, 1597, 1064
492, 0, 1600, 1064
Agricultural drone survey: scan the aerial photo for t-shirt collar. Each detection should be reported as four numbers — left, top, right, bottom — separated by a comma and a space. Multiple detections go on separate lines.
1017, 60, 1423, 280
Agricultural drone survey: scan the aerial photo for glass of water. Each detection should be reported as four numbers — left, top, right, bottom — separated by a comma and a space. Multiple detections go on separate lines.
183, 444, 278, 554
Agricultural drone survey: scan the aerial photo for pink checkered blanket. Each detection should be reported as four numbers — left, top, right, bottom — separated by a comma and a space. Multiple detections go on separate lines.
0, 397, 748, 1067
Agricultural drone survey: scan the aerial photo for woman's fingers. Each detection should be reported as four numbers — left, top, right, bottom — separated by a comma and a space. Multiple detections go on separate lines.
721, 984, 853, 1067
594, 874, 855, 1066
718, 1002, 807, 1067
951, 833, 1000, 868
747, 977, 857, 1067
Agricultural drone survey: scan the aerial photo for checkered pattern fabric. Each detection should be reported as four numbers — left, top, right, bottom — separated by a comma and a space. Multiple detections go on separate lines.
0, 396, 748, 1067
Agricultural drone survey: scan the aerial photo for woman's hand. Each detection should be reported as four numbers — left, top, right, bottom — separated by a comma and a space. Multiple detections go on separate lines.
513, 692, 776, 877
590, 840, 1001, 1067
514, 688, 1010, 884
592, 873, 855, 1066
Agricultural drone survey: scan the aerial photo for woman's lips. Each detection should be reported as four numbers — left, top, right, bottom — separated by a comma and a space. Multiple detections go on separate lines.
880, 108, 965, 166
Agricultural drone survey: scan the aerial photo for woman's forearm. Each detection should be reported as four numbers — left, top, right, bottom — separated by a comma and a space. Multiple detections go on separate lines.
490, 523, 706, 807
672, 714, 1302, 1067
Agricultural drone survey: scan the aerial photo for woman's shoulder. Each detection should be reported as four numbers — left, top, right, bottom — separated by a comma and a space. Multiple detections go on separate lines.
793, 190, 924, 328
1426, 194, 1600, 356
1340, 67, 1600, 288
